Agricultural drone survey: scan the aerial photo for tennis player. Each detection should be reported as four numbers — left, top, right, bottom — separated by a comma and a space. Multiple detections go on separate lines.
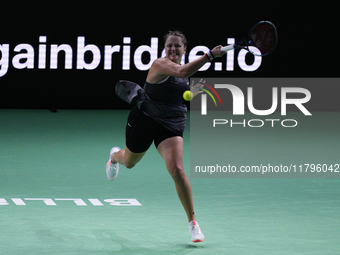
107, 31, 225, 242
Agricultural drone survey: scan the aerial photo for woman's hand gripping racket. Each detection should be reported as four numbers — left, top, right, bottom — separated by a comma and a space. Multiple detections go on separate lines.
221, 21, 278, 57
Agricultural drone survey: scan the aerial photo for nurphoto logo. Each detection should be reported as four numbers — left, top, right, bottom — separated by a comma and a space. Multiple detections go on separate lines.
194, 78, 312, 128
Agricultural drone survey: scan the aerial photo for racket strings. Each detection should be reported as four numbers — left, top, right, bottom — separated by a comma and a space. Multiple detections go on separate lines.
248, 23, 277, 55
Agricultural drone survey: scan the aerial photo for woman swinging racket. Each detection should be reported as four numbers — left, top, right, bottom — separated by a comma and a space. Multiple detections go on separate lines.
107, 30, 225, 242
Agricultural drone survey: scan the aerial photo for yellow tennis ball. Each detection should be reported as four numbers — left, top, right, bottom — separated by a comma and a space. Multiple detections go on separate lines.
183, 90, 193, 101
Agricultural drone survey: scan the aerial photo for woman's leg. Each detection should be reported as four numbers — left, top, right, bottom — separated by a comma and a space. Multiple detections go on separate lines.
111, 105, 153, 169
156, 136, 195, 222
112, 146, 146, 169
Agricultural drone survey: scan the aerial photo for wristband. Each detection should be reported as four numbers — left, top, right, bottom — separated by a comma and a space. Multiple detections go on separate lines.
205, 50, 215, 61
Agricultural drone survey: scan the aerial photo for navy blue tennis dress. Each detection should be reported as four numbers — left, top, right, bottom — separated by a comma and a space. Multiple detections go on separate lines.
115, 77, 190, 152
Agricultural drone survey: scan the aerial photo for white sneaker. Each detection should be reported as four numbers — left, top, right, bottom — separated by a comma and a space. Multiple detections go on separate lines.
189, 220, 205, 242
106, 147, 121, 181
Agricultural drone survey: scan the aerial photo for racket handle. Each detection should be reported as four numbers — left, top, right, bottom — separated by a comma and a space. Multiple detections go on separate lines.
220, 44, 236, 52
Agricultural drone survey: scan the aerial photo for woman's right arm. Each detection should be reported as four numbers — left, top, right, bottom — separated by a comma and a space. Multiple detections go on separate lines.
146, 45, 225, 84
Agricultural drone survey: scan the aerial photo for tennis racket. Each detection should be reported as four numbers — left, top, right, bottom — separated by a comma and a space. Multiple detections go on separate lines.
221, 21, 278, 57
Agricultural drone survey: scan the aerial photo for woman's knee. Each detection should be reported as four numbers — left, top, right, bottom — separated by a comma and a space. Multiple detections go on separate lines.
124, 161, 137, 169
123, 147, 146, 169
168, 163, 186, 181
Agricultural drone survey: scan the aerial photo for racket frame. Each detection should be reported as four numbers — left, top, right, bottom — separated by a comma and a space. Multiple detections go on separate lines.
221, 20, 278, 57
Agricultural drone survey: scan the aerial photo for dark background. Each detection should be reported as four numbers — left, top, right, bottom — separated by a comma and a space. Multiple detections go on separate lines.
1, 0, 339, 110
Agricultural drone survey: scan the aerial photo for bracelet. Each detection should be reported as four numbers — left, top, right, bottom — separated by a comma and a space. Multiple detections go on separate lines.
205, 50, 215, 61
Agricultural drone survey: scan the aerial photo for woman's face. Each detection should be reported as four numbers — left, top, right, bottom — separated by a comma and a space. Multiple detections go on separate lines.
165, 35, 186, 64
